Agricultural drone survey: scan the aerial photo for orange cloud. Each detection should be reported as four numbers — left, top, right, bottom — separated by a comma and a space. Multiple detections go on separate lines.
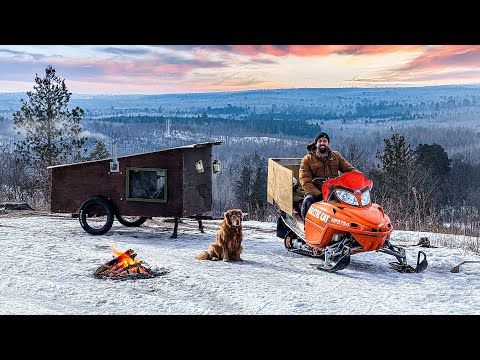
354, 45, 480, 84
211, 45, 424, 57
41, 56, 213, 81
333, 45, 424, 55
399, 45, 480, 71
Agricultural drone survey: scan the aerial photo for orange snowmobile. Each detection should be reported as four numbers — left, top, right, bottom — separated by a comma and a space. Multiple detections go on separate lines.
273, 170, 428, 273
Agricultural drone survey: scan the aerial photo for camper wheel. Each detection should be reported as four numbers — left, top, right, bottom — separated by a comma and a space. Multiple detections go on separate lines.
116, 215, 148, 227
79, 196, 114, 235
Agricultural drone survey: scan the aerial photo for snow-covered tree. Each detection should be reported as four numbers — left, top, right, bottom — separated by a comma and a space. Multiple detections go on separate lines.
12, 65, 88, 206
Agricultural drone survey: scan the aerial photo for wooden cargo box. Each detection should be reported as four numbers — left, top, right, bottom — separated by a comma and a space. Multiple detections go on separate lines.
267, 158, 303, 216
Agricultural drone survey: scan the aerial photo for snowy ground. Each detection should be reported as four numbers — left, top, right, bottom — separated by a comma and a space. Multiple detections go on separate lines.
1, 211, 480, 315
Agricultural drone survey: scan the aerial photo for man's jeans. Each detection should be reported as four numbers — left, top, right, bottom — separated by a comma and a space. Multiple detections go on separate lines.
301, 193, 323, 221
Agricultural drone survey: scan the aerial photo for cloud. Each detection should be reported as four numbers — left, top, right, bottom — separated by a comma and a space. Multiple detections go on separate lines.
204, 45, 425, 58
158, 45, 204, 51
98, 47, 151, 56
352, 46, 480, 85
2, 45, 480, 93
398, 45, 480, 71
334, 45, 425, 55
0, 48, 47, 60
0, 51, 229, 86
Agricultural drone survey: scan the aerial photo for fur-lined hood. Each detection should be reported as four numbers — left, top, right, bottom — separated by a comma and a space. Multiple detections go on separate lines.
306, 141, 316, 152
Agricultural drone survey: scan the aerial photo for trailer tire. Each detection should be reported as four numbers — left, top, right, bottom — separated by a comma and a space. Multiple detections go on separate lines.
79, 196, 114, 235
116, 215, 148, 227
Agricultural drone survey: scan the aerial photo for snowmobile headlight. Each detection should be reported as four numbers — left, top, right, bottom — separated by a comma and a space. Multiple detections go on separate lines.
336, 190, 359, 206
360, 190, 371, 206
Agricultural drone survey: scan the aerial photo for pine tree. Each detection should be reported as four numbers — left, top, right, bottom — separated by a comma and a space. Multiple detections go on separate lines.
235, 155, 253, 207
415, 143, 451, 176
12, 65, 88, 204
372, 133, 417, 201
86, 140, 111, 161
233, 151, 268, 220
370, 133, 437, 230
249, 153, 268, 220
377, 133, 415, 177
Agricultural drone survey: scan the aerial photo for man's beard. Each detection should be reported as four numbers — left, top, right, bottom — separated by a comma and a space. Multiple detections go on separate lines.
318, 146, 327, 154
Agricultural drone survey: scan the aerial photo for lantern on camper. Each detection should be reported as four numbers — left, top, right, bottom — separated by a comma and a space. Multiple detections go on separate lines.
213, 159, 221, 174
195, 160, 204, 173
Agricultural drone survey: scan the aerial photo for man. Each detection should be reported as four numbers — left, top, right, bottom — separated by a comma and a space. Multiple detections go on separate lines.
299, 132, 361, 221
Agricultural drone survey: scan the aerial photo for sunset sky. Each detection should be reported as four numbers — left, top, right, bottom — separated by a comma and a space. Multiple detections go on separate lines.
0, 45, 479, 94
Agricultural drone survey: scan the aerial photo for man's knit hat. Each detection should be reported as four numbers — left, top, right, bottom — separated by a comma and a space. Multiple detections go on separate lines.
314, 132, 330, 144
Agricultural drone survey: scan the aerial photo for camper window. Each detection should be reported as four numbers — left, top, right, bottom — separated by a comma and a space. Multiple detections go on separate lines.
125, 167, 167, 203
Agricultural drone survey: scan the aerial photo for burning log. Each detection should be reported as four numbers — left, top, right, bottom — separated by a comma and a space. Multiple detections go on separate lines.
94, 249, 136, 276
94, 245, 169, 280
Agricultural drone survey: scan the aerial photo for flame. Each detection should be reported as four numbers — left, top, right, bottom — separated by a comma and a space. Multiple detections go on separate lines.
110, 242, 140, 266
109, 241, 123, 257
106, 242, 146, 276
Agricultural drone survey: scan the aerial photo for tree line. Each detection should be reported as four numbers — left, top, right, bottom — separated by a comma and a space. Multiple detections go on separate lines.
89, 113, 321, 137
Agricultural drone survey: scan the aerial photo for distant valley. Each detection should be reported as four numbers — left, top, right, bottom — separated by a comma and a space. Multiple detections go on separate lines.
1, 86, 479, 165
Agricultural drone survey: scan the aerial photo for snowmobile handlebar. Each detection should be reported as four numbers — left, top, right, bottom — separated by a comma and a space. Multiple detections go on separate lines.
312, 177, 335, 183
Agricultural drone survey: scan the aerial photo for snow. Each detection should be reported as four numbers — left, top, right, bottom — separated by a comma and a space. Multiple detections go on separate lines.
1, 211, 480, 315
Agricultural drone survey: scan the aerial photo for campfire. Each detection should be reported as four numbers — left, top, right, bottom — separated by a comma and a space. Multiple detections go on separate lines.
94, 243, 169, 280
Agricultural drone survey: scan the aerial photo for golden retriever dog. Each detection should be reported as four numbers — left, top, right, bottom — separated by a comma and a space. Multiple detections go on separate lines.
195, 209, 243, 262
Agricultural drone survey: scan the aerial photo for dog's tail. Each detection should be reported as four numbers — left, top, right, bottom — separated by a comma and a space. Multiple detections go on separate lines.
194, 251, 211, 260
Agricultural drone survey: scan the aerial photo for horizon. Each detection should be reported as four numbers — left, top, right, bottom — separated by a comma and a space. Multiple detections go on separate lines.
1, 45, 480, 95
1, 83, 479, 98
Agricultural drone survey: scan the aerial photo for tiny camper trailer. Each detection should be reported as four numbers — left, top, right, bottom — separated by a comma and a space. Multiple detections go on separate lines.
48, 141, 223, 237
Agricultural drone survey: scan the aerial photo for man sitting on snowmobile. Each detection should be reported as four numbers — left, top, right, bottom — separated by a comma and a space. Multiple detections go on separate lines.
299, 132, 361, 221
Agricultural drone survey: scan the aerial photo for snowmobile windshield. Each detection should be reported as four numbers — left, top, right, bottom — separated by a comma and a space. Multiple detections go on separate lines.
323, 172, 373, 206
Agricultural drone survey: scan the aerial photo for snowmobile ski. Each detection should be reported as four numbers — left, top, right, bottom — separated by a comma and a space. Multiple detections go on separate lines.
389, 250, 428, 273
311, 254, 351, 272
288, 247, 325, 258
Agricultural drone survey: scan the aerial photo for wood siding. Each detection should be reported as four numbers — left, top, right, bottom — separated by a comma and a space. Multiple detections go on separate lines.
182, 147, 213, 216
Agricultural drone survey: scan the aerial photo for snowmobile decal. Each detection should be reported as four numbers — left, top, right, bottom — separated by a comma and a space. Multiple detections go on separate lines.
329, 217, 349, 227
308, 208, 350, 228
307, 207, 324, 220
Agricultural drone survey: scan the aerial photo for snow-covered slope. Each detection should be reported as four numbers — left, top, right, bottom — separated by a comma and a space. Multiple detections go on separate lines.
1, 212, 479, 315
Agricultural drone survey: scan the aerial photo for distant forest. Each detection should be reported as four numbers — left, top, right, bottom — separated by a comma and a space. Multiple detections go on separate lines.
1, 87, 480, 236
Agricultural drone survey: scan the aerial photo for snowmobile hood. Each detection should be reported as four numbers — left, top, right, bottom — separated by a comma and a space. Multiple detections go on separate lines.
312, 200, 390, 229
340, 203, 391, 228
